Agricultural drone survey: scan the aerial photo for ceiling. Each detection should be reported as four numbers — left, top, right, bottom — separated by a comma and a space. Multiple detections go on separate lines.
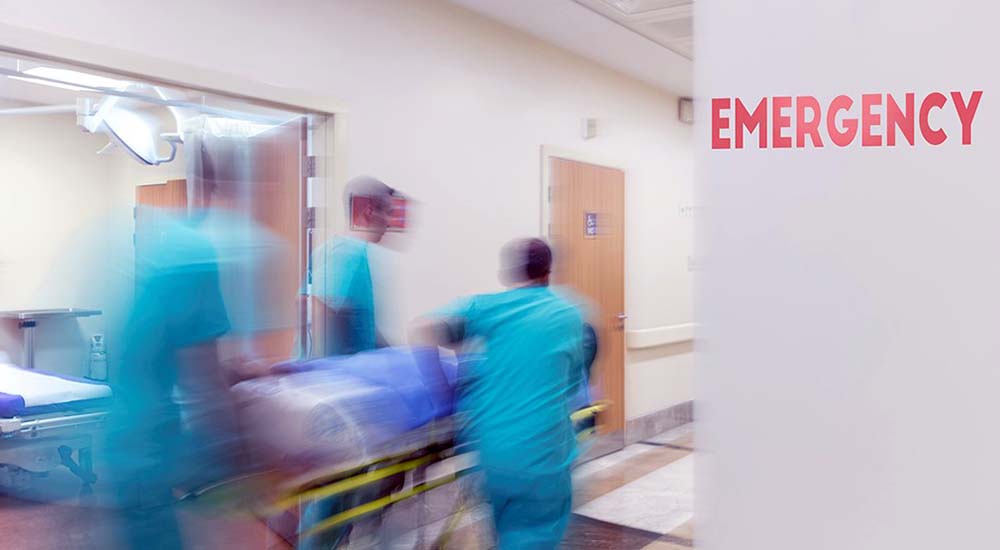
574, 0, 693, 60
448, 0, 693, 96
0, 53, 303, 125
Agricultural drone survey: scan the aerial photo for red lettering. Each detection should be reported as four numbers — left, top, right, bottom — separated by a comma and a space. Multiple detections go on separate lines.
711, 98, 731, 149
771, 96, 792, 148
826, 95, 858, 147
735, 97, 768, 149
886, 93, 914, 146
919, 92, 947, 145
951, 90, 983, 145
861, 93, 882, 147
795, 96, 823, 148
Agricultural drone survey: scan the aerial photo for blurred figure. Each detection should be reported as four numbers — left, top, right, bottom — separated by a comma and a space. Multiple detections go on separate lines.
107, 204, 237, 550
298, 175, 399, 550
106, 126, 291, 549
414, 238, 586, 550
306, 175, 398, 357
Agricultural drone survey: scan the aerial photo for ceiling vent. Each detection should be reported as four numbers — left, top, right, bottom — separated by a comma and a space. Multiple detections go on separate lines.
574, 0, 693, 60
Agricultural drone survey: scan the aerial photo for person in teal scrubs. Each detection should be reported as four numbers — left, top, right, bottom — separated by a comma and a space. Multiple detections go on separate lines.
298, 176, 398, 549
303, 175, 396, 358
108, 205, 236, 550
312, 235, 379, 355
108, 149, 289, 548
415, 238, 586, 550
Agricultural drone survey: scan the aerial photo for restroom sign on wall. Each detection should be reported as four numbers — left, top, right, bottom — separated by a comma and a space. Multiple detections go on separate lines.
585, 212, 598, 237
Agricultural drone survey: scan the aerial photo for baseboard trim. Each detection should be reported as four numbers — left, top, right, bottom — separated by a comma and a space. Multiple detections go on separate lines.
625, 401, 694, 445
575, 430, 626, 465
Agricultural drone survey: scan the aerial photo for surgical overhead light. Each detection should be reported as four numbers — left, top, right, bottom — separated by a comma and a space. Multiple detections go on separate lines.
78, 96, 179, 166
9, 67, 129, 92
103, 108, 178, 166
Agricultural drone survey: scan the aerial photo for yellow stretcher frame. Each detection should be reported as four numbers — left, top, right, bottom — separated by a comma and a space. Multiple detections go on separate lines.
290, 400, 610, 542
180, 401, 610, 546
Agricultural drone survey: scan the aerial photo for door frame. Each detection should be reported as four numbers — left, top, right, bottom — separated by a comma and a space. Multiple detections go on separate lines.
540, 145, 630, 461
0, 22, 347, 240
0, 27, 348, 359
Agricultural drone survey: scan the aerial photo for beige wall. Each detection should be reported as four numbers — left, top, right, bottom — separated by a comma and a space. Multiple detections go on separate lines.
0, 112, 114, 374
0, 0, 694, 416
0, 111, 185, 375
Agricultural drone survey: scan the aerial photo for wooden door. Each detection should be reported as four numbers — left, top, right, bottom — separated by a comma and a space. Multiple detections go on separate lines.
550, 157, 626, 440
134, 179, 188, 271
245, 119, 308, 361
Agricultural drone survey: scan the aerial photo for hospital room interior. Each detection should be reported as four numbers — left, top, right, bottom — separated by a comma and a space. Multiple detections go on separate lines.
0, 1, 694, 549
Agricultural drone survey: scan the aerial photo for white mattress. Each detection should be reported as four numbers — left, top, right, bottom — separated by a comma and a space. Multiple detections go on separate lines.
0, 363, 112, 408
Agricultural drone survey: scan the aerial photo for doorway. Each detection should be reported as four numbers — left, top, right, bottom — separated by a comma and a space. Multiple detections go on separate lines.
545, 150, 627, 459
133, 118, 309, 364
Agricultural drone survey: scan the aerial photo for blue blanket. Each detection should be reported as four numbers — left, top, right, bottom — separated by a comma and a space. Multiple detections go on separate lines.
272, 347, 456, 431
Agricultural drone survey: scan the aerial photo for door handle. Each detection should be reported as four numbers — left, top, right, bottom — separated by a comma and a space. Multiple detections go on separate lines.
615, 313, 627, 330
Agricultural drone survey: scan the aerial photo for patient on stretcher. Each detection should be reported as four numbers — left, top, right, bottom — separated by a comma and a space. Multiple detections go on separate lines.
233, 340, 597, 476
233, 346, 458, 473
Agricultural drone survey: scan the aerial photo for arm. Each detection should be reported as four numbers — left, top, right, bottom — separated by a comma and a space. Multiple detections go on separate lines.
411, 295, 475, 350
409, 315, 465, 350
314, 298, 368, 355
175, 339, 247, 465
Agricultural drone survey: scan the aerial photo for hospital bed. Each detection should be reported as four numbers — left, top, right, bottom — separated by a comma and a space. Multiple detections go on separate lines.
0, 362, 112, 494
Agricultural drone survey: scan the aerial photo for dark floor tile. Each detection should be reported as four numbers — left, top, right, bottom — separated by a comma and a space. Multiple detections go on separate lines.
560, 514, 662, 550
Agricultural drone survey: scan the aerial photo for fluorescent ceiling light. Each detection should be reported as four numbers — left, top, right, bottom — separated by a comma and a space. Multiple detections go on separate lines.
198, 116, 276, 138
8, 67, 128, 92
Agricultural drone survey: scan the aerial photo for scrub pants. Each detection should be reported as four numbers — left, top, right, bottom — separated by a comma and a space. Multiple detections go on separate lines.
110, 413, 186, 550
483, 468, 573, 550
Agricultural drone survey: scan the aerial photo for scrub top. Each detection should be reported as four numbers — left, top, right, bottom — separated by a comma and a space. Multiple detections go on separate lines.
437, 285, 585, 476
118, 208, 231, 418
307, 235, 377, 356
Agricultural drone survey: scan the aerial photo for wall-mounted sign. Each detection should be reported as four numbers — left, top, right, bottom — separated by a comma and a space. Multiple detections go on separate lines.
710, 91, 983, 150
585, 211, 598, 237
350, 194, 407, 232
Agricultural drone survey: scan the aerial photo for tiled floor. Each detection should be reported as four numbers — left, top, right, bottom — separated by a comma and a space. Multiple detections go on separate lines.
566, 423, 696, 549
410, 423, 697, 549
0, 424, 696, 549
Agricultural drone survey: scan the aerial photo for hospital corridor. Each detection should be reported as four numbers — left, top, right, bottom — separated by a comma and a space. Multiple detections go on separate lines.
0, 424, 696, 549
9, 1, 989, 550
0, 1, 695, 548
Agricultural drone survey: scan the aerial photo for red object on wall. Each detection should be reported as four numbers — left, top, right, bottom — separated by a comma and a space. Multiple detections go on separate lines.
350, 194, 407, 231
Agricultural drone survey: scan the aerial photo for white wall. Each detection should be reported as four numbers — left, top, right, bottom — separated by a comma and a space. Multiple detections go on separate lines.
0, 111, 112, 374
0, 0, 694, 417
697, 1, 1000, 549
0, 108, 186, 376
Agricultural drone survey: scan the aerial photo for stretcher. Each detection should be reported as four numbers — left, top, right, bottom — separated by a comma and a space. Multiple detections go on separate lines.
0, 362, 111, 494
183, 398, 606, 548
180, 347, 607, 547
275, 400, 607, 541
